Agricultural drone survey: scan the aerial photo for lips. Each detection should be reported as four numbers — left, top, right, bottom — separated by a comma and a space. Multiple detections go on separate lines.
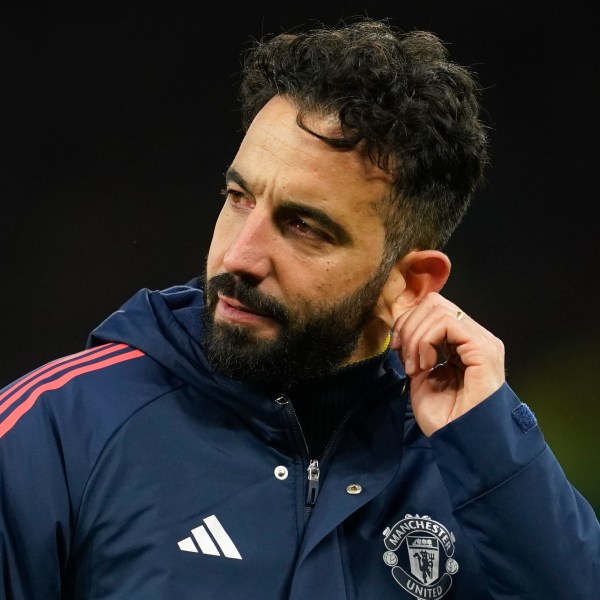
206, 273, 289, 326
218, 293, 268, 315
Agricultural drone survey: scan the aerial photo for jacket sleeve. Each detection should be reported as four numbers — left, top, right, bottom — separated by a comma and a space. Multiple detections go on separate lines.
428, 383, 600, 599
0, 372, 74, 599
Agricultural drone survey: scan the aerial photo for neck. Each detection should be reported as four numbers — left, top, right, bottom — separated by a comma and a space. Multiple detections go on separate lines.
290, 349, 388, 459
344, 318, 391, 365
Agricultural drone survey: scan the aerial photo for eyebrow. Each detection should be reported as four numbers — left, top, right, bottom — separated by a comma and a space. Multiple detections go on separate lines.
224, 166, 253, 193
224, 166, 352, 246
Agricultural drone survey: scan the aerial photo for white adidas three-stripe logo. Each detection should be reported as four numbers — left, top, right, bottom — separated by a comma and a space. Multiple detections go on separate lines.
178, 514, 242, 560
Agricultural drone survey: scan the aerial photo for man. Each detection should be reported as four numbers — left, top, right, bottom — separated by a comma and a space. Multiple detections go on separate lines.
0, 19, 598, 599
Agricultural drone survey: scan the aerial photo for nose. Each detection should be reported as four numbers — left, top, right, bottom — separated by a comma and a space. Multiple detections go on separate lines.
222, 209, 274, 283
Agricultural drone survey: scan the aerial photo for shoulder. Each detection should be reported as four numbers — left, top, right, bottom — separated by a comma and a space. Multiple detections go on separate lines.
0, 342, 182, 443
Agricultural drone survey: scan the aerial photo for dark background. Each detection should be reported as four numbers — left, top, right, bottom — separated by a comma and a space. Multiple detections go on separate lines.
3, 2, 599, 512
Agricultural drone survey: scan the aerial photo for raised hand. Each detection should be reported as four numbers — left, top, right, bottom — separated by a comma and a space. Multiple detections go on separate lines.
390, 292, 505, 436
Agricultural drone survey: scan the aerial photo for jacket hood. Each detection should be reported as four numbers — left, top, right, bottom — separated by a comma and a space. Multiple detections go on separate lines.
87, 283, 214, 389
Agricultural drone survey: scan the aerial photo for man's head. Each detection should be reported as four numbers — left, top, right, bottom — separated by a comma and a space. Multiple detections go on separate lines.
202, 19, 488, 384
239, 18, 489, 259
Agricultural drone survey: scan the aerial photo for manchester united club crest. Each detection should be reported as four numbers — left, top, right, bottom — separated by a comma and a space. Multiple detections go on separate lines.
382, 514, 459, 599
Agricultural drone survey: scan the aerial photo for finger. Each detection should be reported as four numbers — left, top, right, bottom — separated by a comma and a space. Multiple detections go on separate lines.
389, 293, 444, 352
410, 310, 460, 373
395, 300, 457, 370
389, 306, 415, 350
402, 304, 472, 375
417, 308, 476, 371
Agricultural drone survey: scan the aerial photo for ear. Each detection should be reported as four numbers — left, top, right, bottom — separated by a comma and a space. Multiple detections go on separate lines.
373, 250, 451, 328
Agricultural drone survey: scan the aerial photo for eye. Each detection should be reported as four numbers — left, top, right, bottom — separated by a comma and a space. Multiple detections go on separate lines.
219, 187, 254, 210
287, 217, 330, 243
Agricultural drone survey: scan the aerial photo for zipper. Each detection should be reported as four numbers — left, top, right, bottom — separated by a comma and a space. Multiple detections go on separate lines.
276, 394, 316, 507
306, 459, 320, 507
276, 392, 364, 509
305, 406, 358, 505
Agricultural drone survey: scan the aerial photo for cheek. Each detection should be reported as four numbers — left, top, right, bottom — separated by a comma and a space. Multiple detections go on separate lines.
206, 213, 233, 277
290, 259, 375, 305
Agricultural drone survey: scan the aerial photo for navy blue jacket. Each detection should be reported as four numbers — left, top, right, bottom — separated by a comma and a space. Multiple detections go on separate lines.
0, 284, 598, 599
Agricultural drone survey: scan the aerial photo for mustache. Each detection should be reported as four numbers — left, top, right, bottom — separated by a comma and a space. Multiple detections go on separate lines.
206, 273, 290, 324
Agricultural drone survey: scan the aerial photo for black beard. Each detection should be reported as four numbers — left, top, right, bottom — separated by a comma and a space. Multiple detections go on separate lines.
201, 268, 389, 386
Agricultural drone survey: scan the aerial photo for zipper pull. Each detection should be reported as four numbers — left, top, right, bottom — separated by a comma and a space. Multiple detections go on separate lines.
306, 459, 320, 507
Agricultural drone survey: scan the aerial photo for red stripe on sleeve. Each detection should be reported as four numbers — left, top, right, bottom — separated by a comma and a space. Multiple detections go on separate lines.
0, 344, 128, 415
0, 349, 144, 439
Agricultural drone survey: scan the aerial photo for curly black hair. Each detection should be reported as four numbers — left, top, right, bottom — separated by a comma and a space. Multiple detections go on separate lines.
239, 19, 489, 258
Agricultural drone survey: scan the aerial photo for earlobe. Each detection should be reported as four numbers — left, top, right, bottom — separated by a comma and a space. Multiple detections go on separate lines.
374, 250, 451, 328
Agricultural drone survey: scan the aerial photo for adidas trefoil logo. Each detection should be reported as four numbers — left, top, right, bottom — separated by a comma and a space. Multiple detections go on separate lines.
178, 514, 242, 560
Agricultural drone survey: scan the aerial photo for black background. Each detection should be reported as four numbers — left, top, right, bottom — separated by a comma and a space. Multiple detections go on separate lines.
3, 2, 599, 511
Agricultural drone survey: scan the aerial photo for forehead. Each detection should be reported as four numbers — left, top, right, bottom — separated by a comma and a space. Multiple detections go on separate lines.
231, 96, 393, 233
